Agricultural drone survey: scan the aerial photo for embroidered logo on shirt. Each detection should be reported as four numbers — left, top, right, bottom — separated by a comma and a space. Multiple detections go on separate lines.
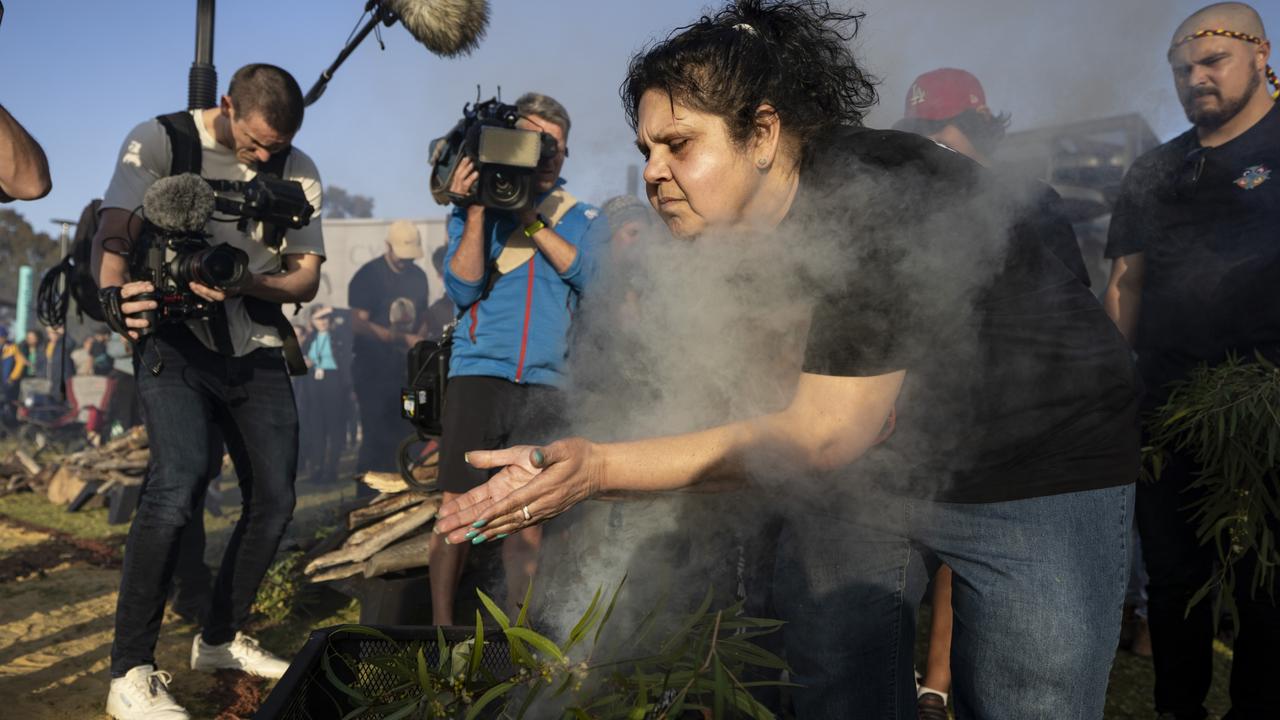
1234, 164, 1272, 190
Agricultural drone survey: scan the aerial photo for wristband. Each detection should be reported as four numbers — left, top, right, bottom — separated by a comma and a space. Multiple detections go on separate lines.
522, 214, 548, 238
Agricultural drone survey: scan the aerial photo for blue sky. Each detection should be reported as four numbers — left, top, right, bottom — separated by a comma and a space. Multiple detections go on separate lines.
4, 0, 1279, 234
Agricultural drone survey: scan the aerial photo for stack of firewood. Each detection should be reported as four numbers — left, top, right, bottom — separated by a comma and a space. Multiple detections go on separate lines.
304, 452, 441, 583
44, 427, 149, 508
0, 448, 47, 496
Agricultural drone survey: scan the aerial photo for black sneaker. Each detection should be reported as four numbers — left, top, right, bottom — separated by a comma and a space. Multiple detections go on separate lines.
917, 691, 948, 720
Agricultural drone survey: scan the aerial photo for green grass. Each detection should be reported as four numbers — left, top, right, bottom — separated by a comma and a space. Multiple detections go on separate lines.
0, 492, 120, 539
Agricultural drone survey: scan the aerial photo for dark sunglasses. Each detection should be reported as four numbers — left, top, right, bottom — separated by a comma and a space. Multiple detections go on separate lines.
1175, 146, 1209, 200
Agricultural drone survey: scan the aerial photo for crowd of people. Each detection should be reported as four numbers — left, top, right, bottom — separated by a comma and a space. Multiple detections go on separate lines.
0, 0, 1275, 719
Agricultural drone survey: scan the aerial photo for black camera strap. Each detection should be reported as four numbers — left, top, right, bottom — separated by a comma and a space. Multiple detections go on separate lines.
157, 111, 306, 376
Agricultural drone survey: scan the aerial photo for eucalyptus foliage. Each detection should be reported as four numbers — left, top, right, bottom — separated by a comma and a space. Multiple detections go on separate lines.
321, 579, 790, 719
1144, 352, 1280, 624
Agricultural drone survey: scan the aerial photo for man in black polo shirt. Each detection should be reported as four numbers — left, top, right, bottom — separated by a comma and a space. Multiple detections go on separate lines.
349, 220, 431, 483
1104, 4, 1280, 718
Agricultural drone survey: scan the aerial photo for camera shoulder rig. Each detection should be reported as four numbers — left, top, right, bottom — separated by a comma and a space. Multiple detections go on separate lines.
155, 111, 308, 376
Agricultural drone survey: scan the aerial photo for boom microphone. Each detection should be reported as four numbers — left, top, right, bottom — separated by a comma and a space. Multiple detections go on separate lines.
303, 0, 491, 106
384, 0, 490, 57
143, 173, 216, 234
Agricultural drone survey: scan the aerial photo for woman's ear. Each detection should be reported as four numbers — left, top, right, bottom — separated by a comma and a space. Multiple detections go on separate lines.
752, 103, 782, 170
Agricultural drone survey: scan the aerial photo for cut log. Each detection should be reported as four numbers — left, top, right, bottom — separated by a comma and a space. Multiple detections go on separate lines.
348, 491, 433, 530
309, 564, 366, 583
14, 449, 41, 476
304, 500, 439, 575
361, 471, 409, 494
91, 458, 149, 473
363, 532, 433, 578
47, 466, 91, 505
345, 503, 427, 547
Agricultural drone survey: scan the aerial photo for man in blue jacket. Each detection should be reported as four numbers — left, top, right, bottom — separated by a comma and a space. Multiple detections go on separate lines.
428, 92, 607, 624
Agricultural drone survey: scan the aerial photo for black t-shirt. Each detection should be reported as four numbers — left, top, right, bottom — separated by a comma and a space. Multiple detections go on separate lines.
1106, 102, 1280, 406
348, 256, 430, 374
795, 127, 1140, 503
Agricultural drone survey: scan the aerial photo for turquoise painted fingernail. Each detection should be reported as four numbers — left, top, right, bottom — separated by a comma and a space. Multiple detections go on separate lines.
471, 533, 487, 545
496, 534, 509, 540
532, 449, 545, 466
465, 530, 478, 539
472, 519, 487, 528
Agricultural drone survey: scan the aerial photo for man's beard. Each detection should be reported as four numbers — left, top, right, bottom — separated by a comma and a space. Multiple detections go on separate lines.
1183, 72, 1261, 129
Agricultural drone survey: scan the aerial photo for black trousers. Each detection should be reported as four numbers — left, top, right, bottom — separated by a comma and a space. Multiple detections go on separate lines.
353, 359, 405, 477
110, 328, 298, 676
309, 371, 351, 484
1137, 449, 1280, 720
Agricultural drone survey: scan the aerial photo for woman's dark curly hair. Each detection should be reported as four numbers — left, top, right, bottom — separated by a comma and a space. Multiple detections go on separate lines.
621, 0, 878, 165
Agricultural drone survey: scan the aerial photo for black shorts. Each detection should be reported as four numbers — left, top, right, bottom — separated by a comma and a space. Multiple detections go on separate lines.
437, 375, 567, 494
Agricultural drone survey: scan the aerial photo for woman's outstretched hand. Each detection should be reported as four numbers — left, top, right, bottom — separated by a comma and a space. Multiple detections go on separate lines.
432, 437, 604, 544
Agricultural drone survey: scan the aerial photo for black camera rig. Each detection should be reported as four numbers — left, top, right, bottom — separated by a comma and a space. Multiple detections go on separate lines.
429, 96, 558, 211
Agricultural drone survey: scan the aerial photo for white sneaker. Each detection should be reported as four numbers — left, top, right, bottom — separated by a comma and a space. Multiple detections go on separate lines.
105, 665, 190, 719
190, 631, 290, 678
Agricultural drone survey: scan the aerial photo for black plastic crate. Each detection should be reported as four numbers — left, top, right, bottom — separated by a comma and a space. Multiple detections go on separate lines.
256, 625, 513, 720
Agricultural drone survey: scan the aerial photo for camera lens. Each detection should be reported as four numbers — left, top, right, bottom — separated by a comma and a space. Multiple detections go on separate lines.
488, 170, 520, 204
174, 244, 250, 290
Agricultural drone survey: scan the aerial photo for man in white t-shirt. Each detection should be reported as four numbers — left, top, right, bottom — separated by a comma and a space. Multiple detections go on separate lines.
92, 64, 324, 720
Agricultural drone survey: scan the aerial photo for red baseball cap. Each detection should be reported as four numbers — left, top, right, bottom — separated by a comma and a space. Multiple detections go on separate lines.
903, 68, 989, 121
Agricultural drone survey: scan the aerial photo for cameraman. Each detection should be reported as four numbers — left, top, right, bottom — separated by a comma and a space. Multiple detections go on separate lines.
91, 64, 323, 720
428, 92, 608, 625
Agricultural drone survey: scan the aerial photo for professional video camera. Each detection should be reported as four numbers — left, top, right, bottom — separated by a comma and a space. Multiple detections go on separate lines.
130, 173, 313, 333
428, 96, 558, 211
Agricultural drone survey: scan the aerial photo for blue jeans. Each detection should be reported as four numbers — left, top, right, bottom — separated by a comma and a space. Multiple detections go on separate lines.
110, 327, 299, 676
773, 483, 1134, 719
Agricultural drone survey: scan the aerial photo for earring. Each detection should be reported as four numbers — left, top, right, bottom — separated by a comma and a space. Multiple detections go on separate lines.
756, 157, 769, 168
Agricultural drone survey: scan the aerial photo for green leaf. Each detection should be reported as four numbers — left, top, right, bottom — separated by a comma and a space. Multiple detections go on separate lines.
321, 646, 371, 706
416, 646, 430, 691
477, 589, 511, 629
596, 575, 628, 647
504, 627, 566, 661
464, 681, 516, 720
380, 700, 423, 720
515, 579, 535, 629
713, 657, 729, 720
470, 610, 486, 678
566, 585, 603, 652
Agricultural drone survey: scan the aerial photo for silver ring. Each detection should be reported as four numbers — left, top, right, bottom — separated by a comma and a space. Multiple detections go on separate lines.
522, 505, 532, 521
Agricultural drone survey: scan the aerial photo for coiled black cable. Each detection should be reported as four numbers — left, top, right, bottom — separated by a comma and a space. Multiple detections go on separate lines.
35, 258, 72, 328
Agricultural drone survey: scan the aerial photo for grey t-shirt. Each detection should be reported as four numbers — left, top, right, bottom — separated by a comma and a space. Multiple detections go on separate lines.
101, 109, 326, 356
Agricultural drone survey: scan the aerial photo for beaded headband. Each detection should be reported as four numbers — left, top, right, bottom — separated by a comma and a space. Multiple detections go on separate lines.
1169, 28, 1279, 99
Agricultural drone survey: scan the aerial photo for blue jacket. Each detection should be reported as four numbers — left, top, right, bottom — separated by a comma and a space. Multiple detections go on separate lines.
444, 180, 608, 386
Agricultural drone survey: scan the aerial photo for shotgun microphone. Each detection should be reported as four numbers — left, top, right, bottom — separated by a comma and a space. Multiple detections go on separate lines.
384, 0, 490, 57
304, 0, 490, 105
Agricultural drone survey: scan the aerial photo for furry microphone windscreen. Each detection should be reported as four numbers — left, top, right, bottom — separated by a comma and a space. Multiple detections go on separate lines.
142, 173, 216, 233
384, 0, 490, 57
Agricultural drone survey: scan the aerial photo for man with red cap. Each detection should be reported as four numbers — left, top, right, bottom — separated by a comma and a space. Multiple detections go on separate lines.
896, 68, 1091, 288
895, 68, 1005, 164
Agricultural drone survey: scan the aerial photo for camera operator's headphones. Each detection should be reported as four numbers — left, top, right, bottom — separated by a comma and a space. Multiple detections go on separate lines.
155, 110, 308, 376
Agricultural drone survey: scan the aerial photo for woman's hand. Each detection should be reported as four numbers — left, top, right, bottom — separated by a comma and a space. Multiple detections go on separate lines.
433, 437, 604, 544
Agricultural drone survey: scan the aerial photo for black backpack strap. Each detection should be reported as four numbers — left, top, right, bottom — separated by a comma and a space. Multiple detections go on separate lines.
243, 296, 307, 376
156, 111, 203, 176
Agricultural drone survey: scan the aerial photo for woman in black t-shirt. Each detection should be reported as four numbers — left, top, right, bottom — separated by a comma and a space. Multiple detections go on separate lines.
435, 3, 1139, 718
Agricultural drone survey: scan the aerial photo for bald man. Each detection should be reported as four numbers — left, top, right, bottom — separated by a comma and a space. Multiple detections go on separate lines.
1104, 4, 1280, 719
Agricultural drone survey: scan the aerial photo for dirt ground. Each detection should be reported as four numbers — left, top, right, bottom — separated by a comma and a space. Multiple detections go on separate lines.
0, 518, 236, 719
0, 478, 356, 720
